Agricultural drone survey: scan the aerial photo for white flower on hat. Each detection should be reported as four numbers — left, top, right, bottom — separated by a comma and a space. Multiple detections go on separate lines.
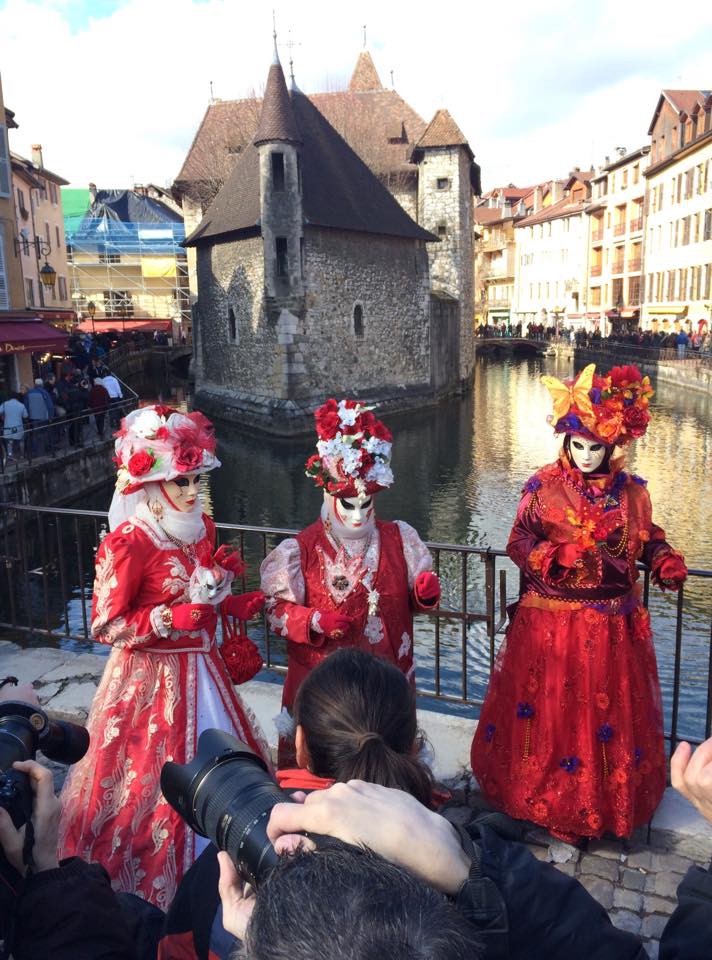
132, 409, 163, 440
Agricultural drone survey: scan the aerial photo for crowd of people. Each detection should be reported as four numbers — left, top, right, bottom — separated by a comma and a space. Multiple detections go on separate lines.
0, 330, 135, 464
0, 386, 710, 959
475, 319, 712, 357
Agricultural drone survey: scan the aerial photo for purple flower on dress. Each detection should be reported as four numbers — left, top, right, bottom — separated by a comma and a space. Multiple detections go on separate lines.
517, 702, 535, 719
634, 747, 642, 767
597, 723, 614, 743
631, 474, 648, 486
559, 756, 581, 774
485, 723, 496, 742
525, 477, 542, 493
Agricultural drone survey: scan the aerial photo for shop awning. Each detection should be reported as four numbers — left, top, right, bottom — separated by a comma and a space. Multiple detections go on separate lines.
76, 318, 171, 333
647, 306, 688, 315
0, 320, 70, 355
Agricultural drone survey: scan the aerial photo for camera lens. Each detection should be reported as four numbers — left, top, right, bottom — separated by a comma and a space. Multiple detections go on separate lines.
161, 729, 289, 887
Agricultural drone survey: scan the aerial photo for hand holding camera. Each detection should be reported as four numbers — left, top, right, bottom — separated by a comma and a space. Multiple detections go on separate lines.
0, 760, 60, 876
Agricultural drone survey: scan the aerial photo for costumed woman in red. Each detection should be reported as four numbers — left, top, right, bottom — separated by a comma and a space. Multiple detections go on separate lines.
260, 398, 441, 764
471, 364, 688, 843
59, 405, 269, 907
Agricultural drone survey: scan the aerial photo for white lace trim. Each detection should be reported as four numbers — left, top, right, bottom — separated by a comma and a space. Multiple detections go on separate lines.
260, 538, 305, 604
394, 521, 432, 589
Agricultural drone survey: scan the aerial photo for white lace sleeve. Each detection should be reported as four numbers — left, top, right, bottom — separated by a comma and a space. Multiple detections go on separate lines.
395, 521, 433, 588
259, 538, 305, 604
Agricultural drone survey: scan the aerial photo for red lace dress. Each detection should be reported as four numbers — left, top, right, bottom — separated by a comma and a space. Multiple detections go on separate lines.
58, 511, 269, 908
471, 456, 679, 841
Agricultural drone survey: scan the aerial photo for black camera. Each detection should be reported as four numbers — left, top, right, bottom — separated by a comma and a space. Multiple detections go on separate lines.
161, 729, 289, 888
0, 700, 90, 829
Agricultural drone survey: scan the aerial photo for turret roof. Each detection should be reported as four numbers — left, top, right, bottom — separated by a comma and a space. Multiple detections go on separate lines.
253, 57, 301, 146
416, 109, 469, 150
348, 51, 383, 92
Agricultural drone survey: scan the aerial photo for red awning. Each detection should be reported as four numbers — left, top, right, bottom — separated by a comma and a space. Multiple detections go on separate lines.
76, 318, 171, 333
0, 320, 70, 355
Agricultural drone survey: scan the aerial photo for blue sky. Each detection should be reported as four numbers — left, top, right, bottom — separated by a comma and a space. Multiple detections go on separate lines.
1, 0, 710, 190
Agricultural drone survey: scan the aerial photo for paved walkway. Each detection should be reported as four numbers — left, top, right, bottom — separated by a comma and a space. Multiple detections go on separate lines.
3, 640, 706, 958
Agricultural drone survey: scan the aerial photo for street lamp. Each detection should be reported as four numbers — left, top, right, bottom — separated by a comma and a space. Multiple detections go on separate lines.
39, 260, 56, 291
87, 300, 96, 333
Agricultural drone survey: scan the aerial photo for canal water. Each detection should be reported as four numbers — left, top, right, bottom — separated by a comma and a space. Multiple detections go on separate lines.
18, 355, 712, 740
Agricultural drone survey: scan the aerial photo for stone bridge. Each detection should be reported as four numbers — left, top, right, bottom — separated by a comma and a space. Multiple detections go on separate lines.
475, 338, 553, 356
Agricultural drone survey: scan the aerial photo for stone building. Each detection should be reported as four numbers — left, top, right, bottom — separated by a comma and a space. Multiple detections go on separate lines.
474, 186, 532, 329
184, 49, 479, 431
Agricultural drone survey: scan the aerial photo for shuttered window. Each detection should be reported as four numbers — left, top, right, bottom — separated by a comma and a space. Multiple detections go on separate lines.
0, 233, 9, 309
0, 124, 10, 197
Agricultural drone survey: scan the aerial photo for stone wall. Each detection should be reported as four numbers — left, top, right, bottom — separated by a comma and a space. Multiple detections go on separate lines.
196, 236, 277, 398
417, 146, 475, 380
0, 440, 116, 506
299, 226, 431, 395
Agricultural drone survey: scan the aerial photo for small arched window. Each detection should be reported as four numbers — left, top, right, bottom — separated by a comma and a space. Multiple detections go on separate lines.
353, 303, 364, 338
228, 306, 236, 341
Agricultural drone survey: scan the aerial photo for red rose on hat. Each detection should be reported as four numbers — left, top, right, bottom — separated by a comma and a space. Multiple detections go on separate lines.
622, 404, 650, 438
609, 365, 642, 388
371, 420, 393, 442
127, 450, 155, 477
175, 443, 203, 473
315, 399, 340, 440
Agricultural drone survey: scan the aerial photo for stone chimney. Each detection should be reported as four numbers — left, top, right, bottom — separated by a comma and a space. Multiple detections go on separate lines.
550, 180, 563, 202
533, 185, 544, 212
31, 144, 43, 169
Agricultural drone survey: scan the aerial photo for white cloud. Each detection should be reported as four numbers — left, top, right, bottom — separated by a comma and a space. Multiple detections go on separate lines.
0, 0, 710, 191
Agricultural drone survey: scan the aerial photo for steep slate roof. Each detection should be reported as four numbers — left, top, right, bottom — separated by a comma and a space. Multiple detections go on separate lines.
254, 59, 301, 145
349, 51, 383, 92
185, 62, 435, 247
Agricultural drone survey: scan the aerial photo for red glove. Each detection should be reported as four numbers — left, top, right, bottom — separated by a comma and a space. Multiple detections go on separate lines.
170, 603, 217, 632
654, 552, 688, 591
222, 591, 265, 620
310, 610, 356, 644
213, 544, 245, 577
414, 571, 441, 606
555, 543, 588, 568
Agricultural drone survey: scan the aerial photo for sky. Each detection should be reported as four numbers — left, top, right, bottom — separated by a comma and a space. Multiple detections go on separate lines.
1, 0, 711, 193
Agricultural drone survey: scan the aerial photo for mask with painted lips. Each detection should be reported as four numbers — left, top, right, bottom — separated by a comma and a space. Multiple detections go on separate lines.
569, 437, 607, 474
323, 492, 377, 540
162, 473, 203, 512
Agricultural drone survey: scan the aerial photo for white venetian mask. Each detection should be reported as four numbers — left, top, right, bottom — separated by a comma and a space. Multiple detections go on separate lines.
569, 436, 607, 473
322, 492, 377, 540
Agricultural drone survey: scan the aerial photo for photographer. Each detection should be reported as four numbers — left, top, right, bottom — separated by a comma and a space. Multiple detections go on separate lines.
0, 759, 134, 960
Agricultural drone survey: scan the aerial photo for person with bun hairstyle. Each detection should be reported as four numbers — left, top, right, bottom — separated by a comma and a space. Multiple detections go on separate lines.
277, 648, 436, 809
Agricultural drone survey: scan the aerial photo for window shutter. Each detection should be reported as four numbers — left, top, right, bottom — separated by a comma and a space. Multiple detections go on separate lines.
0, 125, 10, 197
0, 233, 9, 309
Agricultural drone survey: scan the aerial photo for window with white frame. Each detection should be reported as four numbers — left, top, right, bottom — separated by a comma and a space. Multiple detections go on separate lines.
0, 234, 8, 308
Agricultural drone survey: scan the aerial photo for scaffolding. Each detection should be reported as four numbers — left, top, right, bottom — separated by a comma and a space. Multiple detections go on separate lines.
64, 214, 191, 337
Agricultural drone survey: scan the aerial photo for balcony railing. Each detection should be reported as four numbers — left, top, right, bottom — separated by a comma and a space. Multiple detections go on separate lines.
628, 258, 642, 272
591, 229, 603, 243
591, 265, 602, 276
0, 504, 710, 752
629, 217, 643, 233
614, 222, 626, 236
612, 261, 625, 275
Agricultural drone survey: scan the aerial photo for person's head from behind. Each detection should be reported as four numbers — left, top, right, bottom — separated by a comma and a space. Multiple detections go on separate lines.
241, 841, 478, 960
293, 648, 433, 807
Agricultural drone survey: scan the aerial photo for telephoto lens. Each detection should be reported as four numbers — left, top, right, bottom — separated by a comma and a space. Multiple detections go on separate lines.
161, 729, 289, 887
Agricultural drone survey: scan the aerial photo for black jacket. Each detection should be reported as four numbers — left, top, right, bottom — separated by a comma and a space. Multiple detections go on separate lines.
458, 821, 647, 959
9, 857, 135, 960
658, 864, 712, 959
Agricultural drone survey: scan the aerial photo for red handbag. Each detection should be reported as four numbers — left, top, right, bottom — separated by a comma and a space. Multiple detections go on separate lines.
220, 611, 264, 684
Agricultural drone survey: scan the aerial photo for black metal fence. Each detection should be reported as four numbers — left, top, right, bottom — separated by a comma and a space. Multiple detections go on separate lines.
0, 503, 710, 753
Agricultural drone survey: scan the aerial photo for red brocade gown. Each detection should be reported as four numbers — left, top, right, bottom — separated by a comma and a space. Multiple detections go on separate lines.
58, 512, 269, 908
471, 455, 677, 841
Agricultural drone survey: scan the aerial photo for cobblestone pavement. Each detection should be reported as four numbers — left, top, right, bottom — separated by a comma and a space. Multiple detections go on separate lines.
441, 785, 697, 959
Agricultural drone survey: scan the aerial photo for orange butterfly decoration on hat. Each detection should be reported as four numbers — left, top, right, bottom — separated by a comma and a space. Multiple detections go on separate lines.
540, 364, 596, 424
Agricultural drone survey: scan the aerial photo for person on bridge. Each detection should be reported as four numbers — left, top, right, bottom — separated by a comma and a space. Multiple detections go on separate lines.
471, 363, 688, 844
58, 404, 269, 908
260, 398, 441, 765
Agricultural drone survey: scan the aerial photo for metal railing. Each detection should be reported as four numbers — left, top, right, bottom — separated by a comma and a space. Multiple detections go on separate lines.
0, 504, 710, 752
562, 337, 712, 368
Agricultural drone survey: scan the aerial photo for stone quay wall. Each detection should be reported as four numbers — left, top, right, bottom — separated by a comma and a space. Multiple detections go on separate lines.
0, 439, 115, 506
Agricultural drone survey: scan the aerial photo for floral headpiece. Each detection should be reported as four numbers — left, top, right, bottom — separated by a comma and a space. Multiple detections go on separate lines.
541, 363, 653, 446
305, 398, 394, 498
113, 405, 220, 495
